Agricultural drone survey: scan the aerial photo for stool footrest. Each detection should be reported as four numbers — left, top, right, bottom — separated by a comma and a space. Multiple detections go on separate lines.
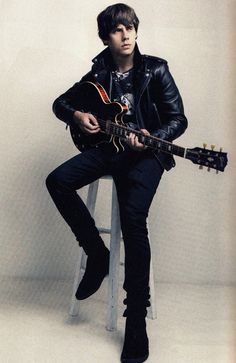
98, 227, 111, 234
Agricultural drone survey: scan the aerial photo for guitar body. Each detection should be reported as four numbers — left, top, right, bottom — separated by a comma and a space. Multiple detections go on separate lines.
69, 81, 128, 152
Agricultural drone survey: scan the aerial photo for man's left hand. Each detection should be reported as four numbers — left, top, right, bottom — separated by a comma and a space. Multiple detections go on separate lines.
126, 128, 149, 151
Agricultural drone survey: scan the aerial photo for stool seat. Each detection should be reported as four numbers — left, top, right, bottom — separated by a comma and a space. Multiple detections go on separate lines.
69, 175, 157, 331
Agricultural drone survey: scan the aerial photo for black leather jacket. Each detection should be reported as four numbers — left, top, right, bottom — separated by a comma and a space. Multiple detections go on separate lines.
53, 45, 188, 170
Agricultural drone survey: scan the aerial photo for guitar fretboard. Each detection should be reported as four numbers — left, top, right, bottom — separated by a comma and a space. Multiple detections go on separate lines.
98, 118, 186, 158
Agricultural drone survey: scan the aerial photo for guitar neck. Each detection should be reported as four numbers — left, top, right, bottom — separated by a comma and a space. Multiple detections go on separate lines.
99, 119, 186, 158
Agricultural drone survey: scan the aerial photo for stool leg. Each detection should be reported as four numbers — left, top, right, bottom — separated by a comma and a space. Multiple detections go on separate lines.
69, 180, 99, 317
69, 247, 84, 316
106, 182, 121, 331
86, 180, 99, 217
147, 256, 157, 319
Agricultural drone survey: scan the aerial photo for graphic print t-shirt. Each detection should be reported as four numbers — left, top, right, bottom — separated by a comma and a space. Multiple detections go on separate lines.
111, 69, 137, 129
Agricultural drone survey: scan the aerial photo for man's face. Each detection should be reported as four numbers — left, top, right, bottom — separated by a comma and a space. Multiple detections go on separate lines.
106, 23, 137, 58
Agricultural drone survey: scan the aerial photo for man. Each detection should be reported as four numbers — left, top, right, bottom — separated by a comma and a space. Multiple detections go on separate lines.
46, 3, 187, 362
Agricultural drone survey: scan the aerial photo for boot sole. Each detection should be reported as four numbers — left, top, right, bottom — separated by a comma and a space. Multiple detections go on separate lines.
120, 353, 149, 363
75, 271, 109, 300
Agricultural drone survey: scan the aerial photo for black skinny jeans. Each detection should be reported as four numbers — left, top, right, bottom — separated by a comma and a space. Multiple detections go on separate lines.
46, 144, 164, 312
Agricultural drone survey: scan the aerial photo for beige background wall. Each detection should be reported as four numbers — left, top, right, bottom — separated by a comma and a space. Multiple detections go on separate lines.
0, 0, 235, 284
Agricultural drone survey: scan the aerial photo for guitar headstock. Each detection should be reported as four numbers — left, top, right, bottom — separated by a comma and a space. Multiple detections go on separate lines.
186, 144, 228, 172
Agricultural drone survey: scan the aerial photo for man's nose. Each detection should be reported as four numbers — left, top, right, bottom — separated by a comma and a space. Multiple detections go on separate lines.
122, 30, 129, 40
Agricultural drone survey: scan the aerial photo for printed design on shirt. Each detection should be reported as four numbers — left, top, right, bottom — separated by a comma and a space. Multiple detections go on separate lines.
120, 93, 135, 115
112, 69, 135, 115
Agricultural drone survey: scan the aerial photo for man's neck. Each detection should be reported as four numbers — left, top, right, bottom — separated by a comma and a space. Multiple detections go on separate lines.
113, 53, 134, 73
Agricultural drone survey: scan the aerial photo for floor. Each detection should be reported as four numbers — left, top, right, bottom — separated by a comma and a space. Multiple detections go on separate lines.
0, 277, 235, 363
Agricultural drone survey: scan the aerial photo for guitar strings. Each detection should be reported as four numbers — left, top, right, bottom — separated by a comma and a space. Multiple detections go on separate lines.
97, 117, 186, 157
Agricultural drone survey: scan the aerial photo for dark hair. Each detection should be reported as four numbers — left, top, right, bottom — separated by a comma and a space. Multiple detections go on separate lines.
97, 3, 139, 41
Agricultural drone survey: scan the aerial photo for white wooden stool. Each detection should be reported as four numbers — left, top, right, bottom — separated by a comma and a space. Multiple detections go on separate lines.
69, 176, 157, 331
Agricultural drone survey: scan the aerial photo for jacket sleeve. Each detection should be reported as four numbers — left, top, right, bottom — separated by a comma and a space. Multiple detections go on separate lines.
152, 62, 188, 141
52, 71, 92, 125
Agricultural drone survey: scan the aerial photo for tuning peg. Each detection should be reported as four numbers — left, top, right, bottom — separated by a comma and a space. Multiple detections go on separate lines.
220, 147, 223, 152
211, 144, 215, 150
203, 143, 207, 149
216, 170, 219, 174
207, 167, 211, 172
199, 165, 203, 170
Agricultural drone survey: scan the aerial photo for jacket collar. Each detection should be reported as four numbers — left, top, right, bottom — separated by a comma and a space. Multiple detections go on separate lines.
91, 44, 151, 108
91, 43, 144, 72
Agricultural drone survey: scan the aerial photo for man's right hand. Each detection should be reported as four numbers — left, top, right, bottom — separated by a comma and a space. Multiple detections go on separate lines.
73, 111, 100, 134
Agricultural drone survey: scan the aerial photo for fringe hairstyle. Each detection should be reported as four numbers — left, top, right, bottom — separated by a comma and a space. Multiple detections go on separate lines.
97, 3, 139, 41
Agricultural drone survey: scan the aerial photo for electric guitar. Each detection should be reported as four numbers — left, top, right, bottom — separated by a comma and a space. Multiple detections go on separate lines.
69, 81, 228, 173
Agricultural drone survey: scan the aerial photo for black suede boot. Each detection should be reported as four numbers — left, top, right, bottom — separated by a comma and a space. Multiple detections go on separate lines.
75, 243, 110, 300
121, 316, 149, 363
